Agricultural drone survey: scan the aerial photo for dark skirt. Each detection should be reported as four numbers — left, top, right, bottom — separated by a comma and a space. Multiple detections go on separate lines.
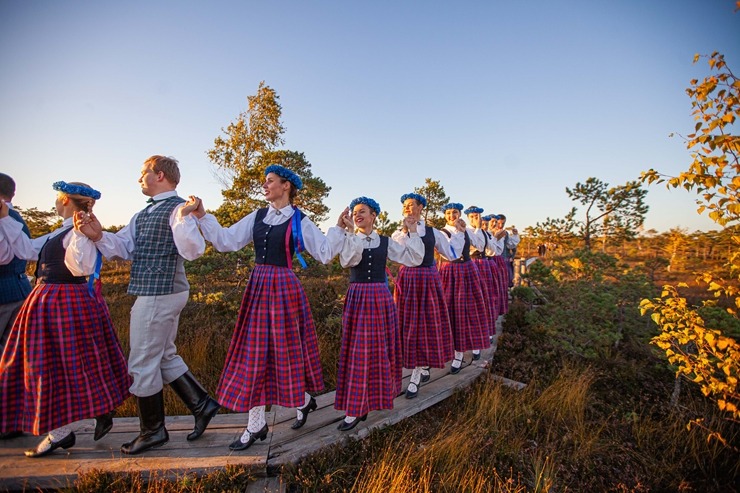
394, 265, 453, 368
335, 283, 401, 417
438, 261, 489, 352
473, 258, 498, 336
217, 264, 324, 411
0, 283, 131, 435
492, 257, 509, 314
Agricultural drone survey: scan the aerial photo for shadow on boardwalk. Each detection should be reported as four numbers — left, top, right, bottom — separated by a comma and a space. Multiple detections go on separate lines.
0, 336, 524, 492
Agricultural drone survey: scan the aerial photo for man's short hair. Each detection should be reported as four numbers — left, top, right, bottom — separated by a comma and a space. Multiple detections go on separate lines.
144, 155, 181, 185
0, 173, 16, 199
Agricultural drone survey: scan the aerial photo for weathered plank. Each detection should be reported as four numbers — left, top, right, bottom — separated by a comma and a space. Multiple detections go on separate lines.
0, 343, 524, 492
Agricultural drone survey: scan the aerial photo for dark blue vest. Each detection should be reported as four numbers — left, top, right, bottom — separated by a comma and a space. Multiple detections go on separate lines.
417, 228, 436, 267
349, 236, 388, 283
35, 227, 86, 285
253, 207, 306, 267
0, 208, 33, 303
441, 228, 470, 263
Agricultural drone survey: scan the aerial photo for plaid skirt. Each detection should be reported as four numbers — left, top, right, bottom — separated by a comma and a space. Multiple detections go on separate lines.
335, 283, 401, 417
438, 261, 489, 352
394, 265, 453, 368
473, 258, 498, 336
492, 257, 509, 314
0, 283, 131, 435
486, 259, 505, 321
217, 265, 324, 411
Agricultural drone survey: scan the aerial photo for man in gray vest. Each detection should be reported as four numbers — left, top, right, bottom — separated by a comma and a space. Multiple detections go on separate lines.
74, 155, 220, 455
0, 173, 33, 440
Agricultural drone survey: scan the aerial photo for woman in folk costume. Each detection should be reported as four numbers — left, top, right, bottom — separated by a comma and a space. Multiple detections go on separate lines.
0, 181, 131, 457
481, 214, 507, 331
184, 165, 343, 450
332, 197, 423, 431
391, 193, 463, 399
437, 203, 489, 373
488, 214, 510, 316
465, 207, 498, 342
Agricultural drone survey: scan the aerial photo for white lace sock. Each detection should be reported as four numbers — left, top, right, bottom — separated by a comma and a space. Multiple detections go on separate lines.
408, 367, 422, 392
472, 350, 480, 356
48, 425, 72, 443
247, 406, 266, 433
420, 366, 430, 378
343, 415, 357, 424
451, 351, 464, 368
296, 392, 312, 421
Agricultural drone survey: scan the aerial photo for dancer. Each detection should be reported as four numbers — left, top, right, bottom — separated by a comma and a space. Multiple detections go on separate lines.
0, 181, 131, 457
74, 155, 219, 455
184, 164, 343, 450
332, 197, 423, 430
391, 193, 463, 399
438, 204, 488, 373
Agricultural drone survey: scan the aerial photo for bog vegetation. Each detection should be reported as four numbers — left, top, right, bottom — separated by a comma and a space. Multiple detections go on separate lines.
16, 53, 739, 491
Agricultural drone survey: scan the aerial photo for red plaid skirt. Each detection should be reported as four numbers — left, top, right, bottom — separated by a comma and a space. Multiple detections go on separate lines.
394, 265, 453, 368
438, 261, 489, 352
473, 258, 498, 336
0, 283, 131, 435
217, 265, 324, 411
335, 283, 401, 417
486, 259, 505, 320
492, 257, 509, 314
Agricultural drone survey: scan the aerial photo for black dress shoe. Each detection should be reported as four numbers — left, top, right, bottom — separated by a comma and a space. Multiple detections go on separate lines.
472, 352, 481, 361
94, 411, 115, 441
0, 431, 23, 440
291, 397, 317, 429
229, 424, 268, 451
449, 358, 464, 374
405, 382, 418, 399
25, 432, 75, 458
420, 367, 431, 383
337, 414, 367, 431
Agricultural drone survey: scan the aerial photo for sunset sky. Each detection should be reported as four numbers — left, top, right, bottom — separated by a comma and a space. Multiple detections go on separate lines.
1, 0, 738, 233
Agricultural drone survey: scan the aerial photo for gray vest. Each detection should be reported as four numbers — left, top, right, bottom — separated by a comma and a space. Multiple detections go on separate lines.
128, 196, 187, 296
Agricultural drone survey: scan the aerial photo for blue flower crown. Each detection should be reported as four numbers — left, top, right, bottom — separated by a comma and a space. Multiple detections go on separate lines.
349, 196, 381, 215
440, 202, 464, 212
464, 206, 484, 215
482, 214, 495, 221
265, 164, 303, 190
400, 193, 427, 208
52, 181, 101, 200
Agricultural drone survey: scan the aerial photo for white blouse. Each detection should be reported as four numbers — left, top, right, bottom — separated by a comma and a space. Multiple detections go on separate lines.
197, 204, 344, 264
391, 220, 463, 261
333, 228, 424, 268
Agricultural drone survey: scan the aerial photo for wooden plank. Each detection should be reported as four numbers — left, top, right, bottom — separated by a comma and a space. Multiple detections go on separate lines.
0, 345, 526, 491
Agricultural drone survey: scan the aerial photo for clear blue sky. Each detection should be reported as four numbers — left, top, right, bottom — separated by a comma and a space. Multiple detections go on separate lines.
1, 0, 738, 234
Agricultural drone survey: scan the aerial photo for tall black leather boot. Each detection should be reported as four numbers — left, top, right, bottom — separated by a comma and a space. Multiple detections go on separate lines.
169, 371, 220, 441
120, 391, 169, 455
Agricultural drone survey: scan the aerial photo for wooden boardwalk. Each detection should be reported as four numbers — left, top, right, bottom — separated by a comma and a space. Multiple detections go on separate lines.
0, 336, 524, 492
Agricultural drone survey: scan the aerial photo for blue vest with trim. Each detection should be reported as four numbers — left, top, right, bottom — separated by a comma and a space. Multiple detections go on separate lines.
253, 207, 306, 267
35, 227, 86, 285
350, 236, 388, 283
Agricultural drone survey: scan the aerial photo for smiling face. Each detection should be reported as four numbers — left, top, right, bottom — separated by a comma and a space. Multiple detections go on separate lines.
352, 203, 377, 232
263, 172, 291, 203
444, 208, 460, 226
402, 198, 423, 220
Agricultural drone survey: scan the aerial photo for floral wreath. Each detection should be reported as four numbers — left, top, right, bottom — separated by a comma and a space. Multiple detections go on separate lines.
52, 181, 101, 200
349, 196, 381, 215
464, 206, 484, 215
400, 193, 427, 208
265, 164, 303, 190
440, 202, 464, 212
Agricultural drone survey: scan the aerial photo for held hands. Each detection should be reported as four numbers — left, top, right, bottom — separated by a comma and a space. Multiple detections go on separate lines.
0, 200, 8, 219
402, 215, 417, 233
73, 210, 103, 242
336, 207, 354, 232
454, 218, 467, 233
182, 196, 206, 218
